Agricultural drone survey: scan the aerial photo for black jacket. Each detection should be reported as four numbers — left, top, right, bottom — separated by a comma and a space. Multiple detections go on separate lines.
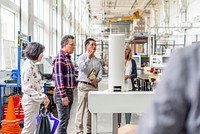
130, 59, 137, 91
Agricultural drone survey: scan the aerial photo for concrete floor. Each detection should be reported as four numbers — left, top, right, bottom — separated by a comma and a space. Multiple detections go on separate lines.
0, 76, 141, 134
67, 76, 141, 134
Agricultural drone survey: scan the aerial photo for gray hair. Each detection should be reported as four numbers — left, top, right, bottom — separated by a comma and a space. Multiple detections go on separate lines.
61, 35, 74, 48
24, 42, 45, 60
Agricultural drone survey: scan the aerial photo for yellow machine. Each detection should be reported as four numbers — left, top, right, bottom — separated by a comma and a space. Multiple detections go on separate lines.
106, 9, 140, 24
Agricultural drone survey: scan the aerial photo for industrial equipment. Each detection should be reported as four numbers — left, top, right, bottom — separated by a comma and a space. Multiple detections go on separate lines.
132, 55, 141, 67
0, 70, 11, 84
15, 32, 31, 86
0, 32, 31, 123
36, 56, 53, 80
106, 9, 140, 24
149, 55, 170, 68
4, 32, 31, 85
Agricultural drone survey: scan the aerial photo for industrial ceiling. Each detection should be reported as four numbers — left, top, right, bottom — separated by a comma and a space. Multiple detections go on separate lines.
89, 0, 161, 24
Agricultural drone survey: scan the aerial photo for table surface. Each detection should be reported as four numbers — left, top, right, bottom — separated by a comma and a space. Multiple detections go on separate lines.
88, 90, 154, 113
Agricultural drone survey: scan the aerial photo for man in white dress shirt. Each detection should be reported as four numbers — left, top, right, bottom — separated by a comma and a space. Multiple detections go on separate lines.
75, 38, 103, 134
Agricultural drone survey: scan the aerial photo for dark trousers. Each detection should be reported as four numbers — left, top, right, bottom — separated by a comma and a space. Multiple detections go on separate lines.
118, 113, 131, 125
53, 88, 73, 134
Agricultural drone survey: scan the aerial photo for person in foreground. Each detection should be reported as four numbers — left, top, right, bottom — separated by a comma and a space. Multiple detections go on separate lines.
136, 44, 200, 134
52, 35, 76, 134
75, 38, 103, 134
21, 42, 50, 134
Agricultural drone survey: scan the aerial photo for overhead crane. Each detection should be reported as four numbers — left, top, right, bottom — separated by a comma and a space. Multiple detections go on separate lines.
106, 9, 140, 24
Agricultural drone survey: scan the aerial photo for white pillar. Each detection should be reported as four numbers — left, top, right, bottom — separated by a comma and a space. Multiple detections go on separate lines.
109, 34, 125, 92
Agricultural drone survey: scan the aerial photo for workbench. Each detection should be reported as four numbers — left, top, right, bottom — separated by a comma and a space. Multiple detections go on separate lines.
88, 91, 154, 134
137, 74, 158, 91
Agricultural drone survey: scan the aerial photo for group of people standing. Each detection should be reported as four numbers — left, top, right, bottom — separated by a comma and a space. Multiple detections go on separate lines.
20, 34, 137, 134
52, 36, 102, 134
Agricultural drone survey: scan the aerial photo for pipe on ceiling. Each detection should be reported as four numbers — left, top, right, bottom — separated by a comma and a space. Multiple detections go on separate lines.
162, 0, 169, 33
178, 0, 187, 23
114, 0, 117, 9
143, 0, 154, 9
179, 0, 185, 11
131, 0, 137, 9
162, 0, 169, 23
140, 0, 154, 17
151, 8, 156, 28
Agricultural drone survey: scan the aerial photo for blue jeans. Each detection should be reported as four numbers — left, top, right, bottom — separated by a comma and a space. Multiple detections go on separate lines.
53, 89, 73, 134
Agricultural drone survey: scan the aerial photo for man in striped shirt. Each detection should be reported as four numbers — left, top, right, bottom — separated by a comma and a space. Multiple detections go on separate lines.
52, 35, 76, 134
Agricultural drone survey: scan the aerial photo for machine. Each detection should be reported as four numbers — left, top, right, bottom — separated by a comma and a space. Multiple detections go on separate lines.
106, 9, 140, 24
36, 56, 53, 80
149, 55, 170, 68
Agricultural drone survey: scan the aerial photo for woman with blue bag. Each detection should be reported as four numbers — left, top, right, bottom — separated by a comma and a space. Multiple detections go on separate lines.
21, 42, 50, 134
36, 105, 60, 134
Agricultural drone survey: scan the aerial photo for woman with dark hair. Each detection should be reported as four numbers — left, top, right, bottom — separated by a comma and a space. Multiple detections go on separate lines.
21, 42, 50, 134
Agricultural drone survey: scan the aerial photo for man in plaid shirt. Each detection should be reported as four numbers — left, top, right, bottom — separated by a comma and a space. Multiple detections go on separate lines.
52, 35, 76, 134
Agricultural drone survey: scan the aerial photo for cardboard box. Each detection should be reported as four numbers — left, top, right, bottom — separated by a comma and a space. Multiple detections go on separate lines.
118, 124, 138, 134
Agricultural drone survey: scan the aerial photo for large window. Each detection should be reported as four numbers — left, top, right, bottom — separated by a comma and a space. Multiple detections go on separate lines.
34, 0, 44, 21
33, 0, 44, 44
52, 0, 57, 56
9, 0, 20, 6
1, 7, 15, 40
0, 0, 90, 69
34, 22, 44, 43
63, 0, 71, 34
1, 7, 17, 69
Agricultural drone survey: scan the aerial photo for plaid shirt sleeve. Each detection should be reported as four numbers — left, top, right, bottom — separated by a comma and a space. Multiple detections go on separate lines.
53, 57, 67, 98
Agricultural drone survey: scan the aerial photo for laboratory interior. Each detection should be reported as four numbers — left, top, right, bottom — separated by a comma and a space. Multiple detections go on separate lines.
0, 0, 200, 134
